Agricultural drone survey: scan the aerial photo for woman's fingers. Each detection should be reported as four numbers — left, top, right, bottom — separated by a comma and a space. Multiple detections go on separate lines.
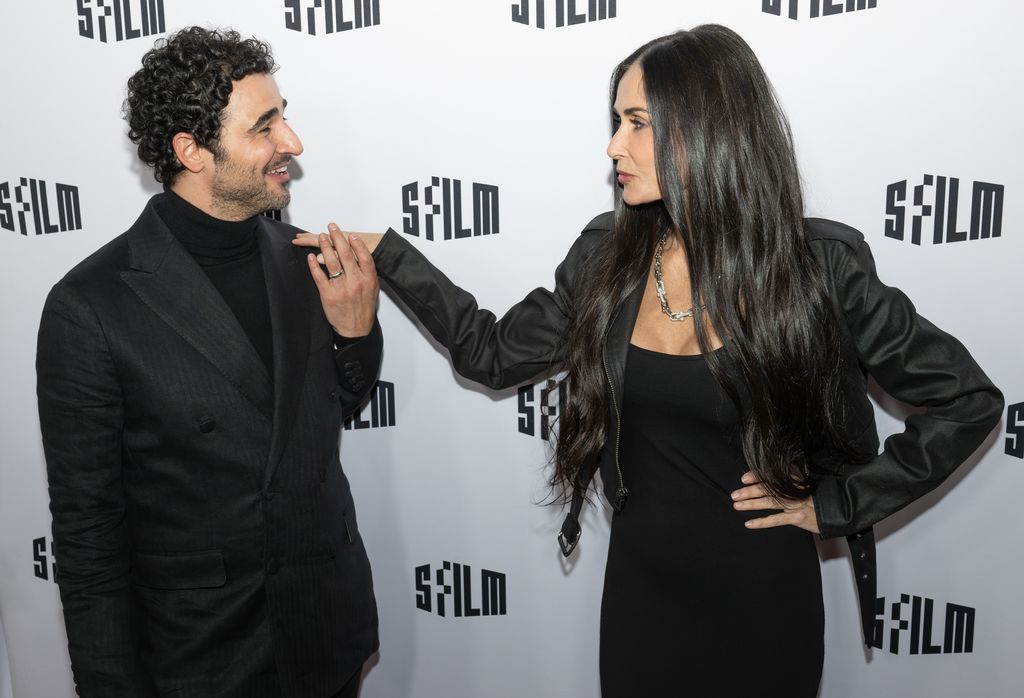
731, 469, 819, 533
293, 228, 384, 253
292, 232, 321, 248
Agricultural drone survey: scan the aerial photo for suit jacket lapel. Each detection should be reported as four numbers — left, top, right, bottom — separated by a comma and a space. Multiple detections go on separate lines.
120, 201, 275, 420
259, 217, 311, 483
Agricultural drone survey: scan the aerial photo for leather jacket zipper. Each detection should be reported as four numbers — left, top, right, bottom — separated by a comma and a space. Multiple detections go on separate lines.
603, 352, 629, 511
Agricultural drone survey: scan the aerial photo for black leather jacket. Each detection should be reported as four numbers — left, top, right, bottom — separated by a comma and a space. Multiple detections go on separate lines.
372, 212, 1003, 643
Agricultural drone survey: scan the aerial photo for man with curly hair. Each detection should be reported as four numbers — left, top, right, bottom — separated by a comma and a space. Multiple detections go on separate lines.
36, 26, 381, 698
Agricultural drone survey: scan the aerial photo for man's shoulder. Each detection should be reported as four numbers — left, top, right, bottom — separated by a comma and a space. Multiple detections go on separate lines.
48, 200, 162, 298
39, 228, 137, 326
54, 229, 134, 292
259, 215, 305, 238
258, 216, 311, 258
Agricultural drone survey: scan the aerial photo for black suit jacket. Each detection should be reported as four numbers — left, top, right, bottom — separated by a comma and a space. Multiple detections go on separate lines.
37, 196, 382, 698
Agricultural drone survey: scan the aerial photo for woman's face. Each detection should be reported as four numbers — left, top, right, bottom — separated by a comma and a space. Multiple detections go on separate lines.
607, 63, 661, 205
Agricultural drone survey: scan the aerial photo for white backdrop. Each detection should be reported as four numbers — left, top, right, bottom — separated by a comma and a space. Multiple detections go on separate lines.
1, 1, 1020, 696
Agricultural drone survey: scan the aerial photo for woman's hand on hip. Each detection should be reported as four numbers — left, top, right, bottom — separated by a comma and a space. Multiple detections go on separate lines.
731, 470, 819, 534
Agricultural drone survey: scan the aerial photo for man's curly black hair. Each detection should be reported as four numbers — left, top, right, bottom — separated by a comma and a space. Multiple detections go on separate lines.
123, 26, 277, 184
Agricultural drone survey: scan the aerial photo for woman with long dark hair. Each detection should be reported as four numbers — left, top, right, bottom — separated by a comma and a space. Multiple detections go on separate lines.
299, 24, 1002, 697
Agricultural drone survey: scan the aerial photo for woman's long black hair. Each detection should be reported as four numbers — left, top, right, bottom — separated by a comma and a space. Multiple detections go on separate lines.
554, 24, 853, 502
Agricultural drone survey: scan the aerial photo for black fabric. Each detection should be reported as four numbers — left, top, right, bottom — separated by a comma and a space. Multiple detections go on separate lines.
328, 667, 362, 698
37, 196, 383, 697
155, 188, 275, 376
599, 345, 822, 697
371, 212, 1003, 650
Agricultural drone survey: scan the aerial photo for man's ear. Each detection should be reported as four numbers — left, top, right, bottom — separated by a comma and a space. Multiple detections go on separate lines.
171, 132, 210, 174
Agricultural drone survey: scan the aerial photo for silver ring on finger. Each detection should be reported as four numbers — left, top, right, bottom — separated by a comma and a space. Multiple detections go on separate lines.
328, 269, 344, 279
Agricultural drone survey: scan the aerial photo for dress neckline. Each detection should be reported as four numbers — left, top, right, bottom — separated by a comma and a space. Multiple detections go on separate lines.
628, 342, 710, 360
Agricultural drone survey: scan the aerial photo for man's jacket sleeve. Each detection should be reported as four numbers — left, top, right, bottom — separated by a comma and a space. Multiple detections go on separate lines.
333, 318, 383, 418
37, 282, 157, 697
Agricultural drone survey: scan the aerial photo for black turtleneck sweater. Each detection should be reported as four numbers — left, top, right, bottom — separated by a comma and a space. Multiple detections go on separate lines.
154, 188, 275, 377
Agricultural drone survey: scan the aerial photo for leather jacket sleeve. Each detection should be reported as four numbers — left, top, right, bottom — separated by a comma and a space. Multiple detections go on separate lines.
809, 221, 1004, 538
371, 219, 603, 390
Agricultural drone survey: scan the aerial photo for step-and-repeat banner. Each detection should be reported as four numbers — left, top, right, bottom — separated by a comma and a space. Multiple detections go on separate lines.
0, 1, 1019, 696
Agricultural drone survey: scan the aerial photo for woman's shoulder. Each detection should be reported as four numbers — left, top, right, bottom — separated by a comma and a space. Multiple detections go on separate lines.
580, 210, 615, 236
803, 217, 866, 249
802, 217, 876, 276
562, 211, 614, 263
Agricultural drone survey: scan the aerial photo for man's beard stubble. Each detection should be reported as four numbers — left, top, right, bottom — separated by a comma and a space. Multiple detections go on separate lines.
208, 152, 291, 220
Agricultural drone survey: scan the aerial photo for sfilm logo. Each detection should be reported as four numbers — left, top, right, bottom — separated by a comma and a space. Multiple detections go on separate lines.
518, 376, 569, 439
401, 177, 499, 241
872, 594, 975, 655
77, 0, 166, 42
885, 175, 1004, 245
33, 537, 57, 583
763, 0, 875, 20
1, 178, 82, 236
343, 379, 396, 430
415, 561, 507, 618
284, 0, 380, 35
512, 0, 616, 29
1006, 401, 1024, 459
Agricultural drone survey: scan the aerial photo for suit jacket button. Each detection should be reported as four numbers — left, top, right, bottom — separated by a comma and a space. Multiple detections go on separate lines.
198, 419, 216, 434
266, 558, 280, 575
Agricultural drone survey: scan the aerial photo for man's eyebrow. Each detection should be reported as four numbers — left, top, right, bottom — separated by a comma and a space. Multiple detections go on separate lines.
247, 100, 287, 134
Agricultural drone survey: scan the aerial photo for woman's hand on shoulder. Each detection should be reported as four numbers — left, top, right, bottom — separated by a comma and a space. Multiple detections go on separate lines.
298, 223, 381, 337
293, 225, 384, 258
730, 470, 820, 534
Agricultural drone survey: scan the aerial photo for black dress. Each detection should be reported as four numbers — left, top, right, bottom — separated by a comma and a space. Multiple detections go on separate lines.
599, 345, 824, 697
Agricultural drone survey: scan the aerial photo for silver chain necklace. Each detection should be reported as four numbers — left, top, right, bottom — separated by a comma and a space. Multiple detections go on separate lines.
654, 233, 701, 321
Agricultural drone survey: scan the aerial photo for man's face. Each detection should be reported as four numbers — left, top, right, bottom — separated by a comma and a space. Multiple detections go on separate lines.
207, 72, 303, 220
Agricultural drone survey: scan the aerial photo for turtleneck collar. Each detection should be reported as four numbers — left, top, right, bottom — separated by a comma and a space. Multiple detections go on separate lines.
156, 185, 260, 261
